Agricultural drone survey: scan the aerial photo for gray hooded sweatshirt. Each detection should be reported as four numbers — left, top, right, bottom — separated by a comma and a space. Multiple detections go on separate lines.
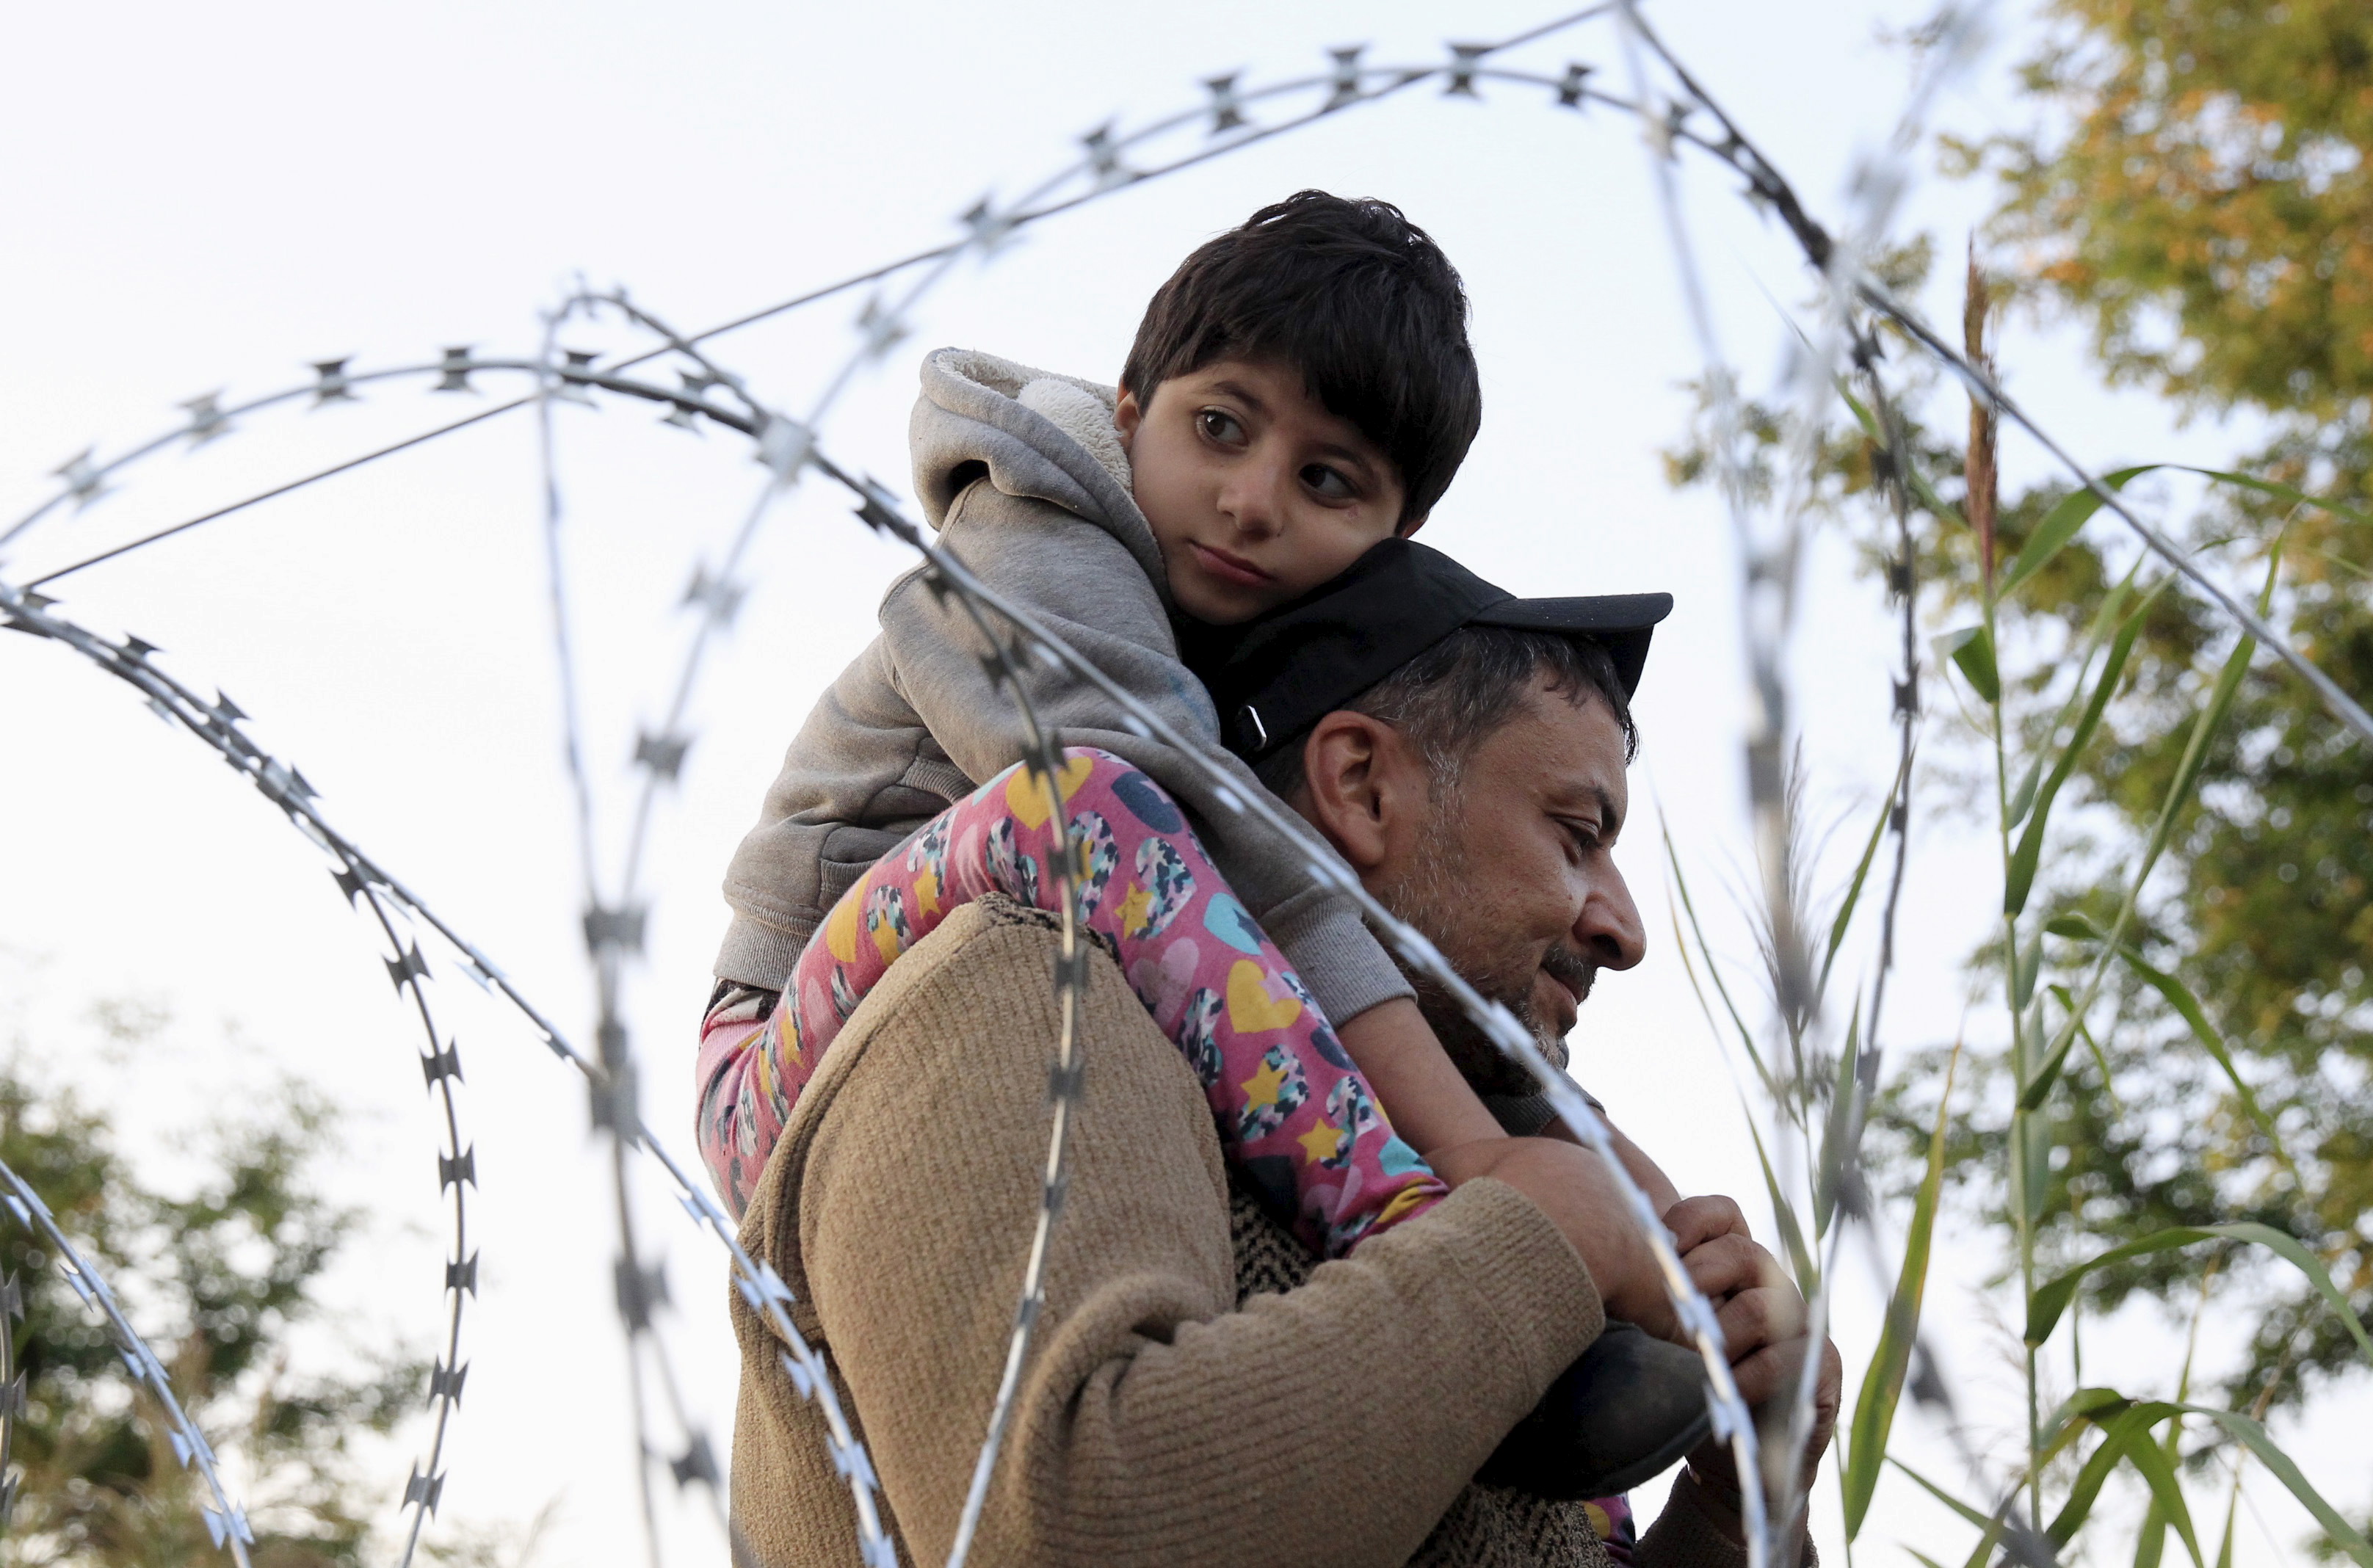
714, 346, 1413, 1031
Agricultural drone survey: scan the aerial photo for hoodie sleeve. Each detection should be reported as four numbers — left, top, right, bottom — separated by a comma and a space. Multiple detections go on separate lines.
882, 477, 1416, 1026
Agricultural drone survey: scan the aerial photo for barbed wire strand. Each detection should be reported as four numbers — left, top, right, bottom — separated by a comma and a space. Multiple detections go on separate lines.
540, 280, 941, 1561
0, 578, 894, 1561
526, 288, 1101, 1567
14, 13, 2358, 1561
0, 32, 1787, 1556
0, 357, 537, 554
0, 1158, 256, 1564
535, 294, 712, 1568
1609, 3, 1811, 1553
3, 14, 1609, 577
1780, 9, 1994, 1547
631, 6, 1624, 369
778, 430, 1775, 1567
1611, 1, 2373, 752
21, 398, 535, 592
1610, 9, 2068, 1554
0, 1260, 18, 1533
0, 591, 480, 1562
542, 307, 944, 1567
927, 585, 1090, 1568
348, 877, 479, 1565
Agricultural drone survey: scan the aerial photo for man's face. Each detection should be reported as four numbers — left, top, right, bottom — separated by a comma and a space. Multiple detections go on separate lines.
1372, 679, 1646, 1094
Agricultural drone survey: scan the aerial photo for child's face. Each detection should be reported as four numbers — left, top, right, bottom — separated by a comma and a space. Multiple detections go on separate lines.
1115, 358, 1414, 625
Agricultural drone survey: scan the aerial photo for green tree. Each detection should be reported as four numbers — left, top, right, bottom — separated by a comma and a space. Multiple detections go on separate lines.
1948, 0, 2373, 1417
1985, 0, 2373, 422
0, 1001, 424, 1565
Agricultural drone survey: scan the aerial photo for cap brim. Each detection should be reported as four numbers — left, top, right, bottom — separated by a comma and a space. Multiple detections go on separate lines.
1470, 592, 1674, 698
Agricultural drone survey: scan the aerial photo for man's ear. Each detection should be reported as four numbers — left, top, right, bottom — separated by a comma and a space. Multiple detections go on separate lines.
1114, 385, 1142, 455
1297, 711, 1419, 874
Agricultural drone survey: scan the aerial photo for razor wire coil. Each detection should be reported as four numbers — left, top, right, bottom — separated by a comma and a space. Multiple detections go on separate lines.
4, 9, 2364, 1564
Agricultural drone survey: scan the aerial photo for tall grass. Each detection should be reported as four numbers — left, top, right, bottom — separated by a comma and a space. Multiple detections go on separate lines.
1665, 286, 2373, 1564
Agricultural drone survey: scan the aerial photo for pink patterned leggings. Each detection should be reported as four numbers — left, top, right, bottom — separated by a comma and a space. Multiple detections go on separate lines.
696, 747, 1446, 1257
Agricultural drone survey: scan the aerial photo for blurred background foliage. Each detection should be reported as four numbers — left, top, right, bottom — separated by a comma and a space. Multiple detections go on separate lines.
1935, 0, 2373, 1420
0, 991, 546, 1565
1667, 0, 2373, 1550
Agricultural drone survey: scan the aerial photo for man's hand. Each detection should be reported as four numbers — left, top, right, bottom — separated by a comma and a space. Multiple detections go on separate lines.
1427, 1136, 1680, 1342
1661, 1196, 1841, 1542
1664, 1192, 1755, 1253
1538, 1112, 1687, 1217
1670, 1195, 1838, 1468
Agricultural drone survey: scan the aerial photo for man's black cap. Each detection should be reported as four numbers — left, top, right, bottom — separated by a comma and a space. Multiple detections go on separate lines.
1176, 538, 1674, 766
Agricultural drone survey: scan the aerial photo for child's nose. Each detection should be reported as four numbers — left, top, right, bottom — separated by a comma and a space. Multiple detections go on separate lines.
1219, 454, 1295, 540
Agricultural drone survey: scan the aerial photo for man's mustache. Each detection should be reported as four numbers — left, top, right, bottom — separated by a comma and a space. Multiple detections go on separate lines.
1543, 945, 1597, 1009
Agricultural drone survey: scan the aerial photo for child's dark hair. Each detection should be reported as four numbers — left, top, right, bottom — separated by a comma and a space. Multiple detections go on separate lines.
1121, 191, 1482, 524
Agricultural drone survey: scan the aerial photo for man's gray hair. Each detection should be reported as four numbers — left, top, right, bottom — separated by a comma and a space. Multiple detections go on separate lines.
1255, 625, 1640, 799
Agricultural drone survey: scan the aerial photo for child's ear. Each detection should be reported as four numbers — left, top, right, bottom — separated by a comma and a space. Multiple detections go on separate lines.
1114, 386, 1142, 453
1395, 510, 1428, 540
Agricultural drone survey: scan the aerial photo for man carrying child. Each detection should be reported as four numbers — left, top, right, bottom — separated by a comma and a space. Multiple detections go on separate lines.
703, 193, 1837, 1564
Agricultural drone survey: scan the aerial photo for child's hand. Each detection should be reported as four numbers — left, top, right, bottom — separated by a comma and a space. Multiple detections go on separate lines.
1429, 1136, 1680, 1342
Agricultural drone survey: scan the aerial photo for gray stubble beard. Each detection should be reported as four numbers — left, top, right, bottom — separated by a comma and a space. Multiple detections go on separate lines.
1379, 803, 1593, 1100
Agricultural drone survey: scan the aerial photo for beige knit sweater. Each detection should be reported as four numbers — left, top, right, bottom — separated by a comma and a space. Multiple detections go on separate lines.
730, 899, 1767, 1567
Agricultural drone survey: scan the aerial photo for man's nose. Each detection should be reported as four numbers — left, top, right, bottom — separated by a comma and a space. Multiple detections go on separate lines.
1573, 864, 1646, 971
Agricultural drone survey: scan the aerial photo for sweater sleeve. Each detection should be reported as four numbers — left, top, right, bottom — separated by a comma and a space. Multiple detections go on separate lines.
880, 477, 1412, 1025
1637, 1471, 1820, 1567
754, 904, 1606, 1568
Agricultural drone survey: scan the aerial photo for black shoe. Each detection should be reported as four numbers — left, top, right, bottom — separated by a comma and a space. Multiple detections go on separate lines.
1475, 1321, 1713, 1500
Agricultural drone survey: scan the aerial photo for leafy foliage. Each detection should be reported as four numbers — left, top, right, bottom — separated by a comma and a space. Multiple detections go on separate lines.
1943, 0, 2373, 1429
1659, 3, 2373, 1557
1967, 0, 2373, 422
0, 1004, 425, 1566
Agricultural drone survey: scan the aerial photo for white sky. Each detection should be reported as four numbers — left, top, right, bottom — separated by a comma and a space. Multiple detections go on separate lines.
1, 1, 2361, 1564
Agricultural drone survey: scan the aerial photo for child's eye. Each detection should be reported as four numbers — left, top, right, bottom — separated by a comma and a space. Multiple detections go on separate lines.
1198, 409, 1246, 445
1300, 463, 1355, 501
